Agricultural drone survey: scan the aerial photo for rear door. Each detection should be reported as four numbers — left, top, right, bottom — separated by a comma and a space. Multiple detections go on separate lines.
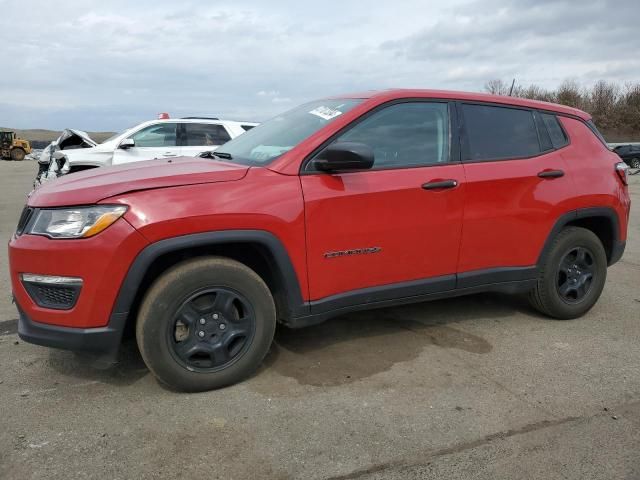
456, 103, 575, 280
301, 101, 465, 304
112, 122, 179, 164
180, 123, 233, 157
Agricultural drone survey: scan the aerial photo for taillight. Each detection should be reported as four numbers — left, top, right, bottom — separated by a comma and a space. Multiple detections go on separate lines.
616, 162, 629, 185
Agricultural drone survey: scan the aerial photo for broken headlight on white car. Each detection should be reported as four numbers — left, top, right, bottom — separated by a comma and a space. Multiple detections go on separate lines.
27, 205, 127, 239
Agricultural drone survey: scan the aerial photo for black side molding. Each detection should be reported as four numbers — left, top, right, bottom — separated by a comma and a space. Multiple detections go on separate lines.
110, 230, 308, 321
538, 207, 623, 267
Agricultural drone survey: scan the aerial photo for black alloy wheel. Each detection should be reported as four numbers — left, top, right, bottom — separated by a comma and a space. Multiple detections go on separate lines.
168, 288, 256, 372
556, 246, 596, 304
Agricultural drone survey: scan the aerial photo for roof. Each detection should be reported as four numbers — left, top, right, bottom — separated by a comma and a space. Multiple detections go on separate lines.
333, 89, 591, 120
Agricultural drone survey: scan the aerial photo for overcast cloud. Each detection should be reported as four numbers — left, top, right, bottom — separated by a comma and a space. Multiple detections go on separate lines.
1, 0, 638, 131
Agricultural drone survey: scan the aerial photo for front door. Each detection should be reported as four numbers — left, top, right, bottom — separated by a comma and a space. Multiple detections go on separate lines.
300, 101, 465, 305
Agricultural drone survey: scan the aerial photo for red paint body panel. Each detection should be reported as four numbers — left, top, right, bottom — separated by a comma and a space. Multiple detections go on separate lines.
558, 117, 630, 241
301, 165, 464, 299
28, 157, 249, 207
109, 168, 309, 299
9, 220, 149, 328
458, 150, 576, 271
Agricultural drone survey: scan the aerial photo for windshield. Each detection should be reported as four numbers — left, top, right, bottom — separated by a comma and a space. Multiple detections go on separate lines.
214, 99, 363, 165
101, 126, 135, 144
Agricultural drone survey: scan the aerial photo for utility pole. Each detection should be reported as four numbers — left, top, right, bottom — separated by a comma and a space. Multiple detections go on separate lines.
509, 78, 516, 96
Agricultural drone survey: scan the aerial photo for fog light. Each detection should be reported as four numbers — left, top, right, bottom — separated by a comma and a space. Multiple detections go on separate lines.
21, 273, 83, 285
20, 273, 82, 310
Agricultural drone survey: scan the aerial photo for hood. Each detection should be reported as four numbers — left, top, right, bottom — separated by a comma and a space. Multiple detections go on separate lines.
28, 157, 249, 207
58, 129, 98, 149
38, 129, 98, 165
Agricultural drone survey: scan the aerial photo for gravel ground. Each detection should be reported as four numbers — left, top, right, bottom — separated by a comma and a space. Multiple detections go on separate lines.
0, 160, 639, 480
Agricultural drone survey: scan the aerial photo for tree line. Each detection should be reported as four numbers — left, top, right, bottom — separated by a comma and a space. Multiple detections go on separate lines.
485, 79, 640, 142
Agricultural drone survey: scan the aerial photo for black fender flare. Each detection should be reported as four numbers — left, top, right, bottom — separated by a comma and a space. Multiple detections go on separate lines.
109, 230, 308, 332
537, 207, 623, 267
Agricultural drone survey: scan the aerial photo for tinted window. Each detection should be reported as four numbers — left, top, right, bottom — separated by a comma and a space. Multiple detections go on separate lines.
541, 113, 568, 149
184, 124, 231, 146
132, 123, 178, 147
330, 102, 449, 169
534, 113, 553, 151
587, 119, 608, 146
241, 125, 255, 131
462, 104, 540, 161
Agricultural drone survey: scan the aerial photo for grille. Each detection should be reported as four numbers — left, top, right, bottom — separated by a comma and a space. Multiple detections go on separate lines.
36, 285, 76, 307
16, 206, 34, 236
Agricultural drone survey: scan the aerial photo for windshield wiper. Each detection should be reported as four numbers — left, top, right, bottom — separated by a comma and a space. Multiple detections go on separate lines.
212, 151, 232, 159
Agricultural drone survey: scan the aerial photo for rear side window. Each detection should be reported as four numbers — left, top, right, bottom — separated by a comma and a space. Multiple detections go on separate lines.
241, 125, 255, 131
586, 120, 608, 147
184, 124, 231, 146
541, 113, 569, 149
462, 104, 540, 161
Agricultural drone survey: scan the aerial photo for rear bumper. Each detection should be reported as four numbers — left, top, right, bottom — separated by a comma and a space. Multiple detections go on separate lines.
16, 301, 126, 361
609, 240, 626, 266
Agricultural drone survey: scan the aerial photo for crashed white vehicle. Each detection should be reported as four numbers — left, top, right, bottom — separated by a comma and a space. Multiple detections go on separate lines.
36, 117, 258, 186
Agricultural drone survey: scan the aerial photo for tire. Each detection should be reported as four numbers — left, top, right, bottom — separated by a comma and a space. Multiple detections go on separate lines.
629, 157, 640, 169
529, 227, 607, 319
136, 257, 276, 392
11, 148, 25, 161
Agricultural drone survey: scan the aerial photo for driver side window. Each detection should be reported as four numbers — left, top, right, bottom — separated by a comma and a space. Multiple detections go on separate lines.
132, 123, 178, 148
333, 102, 450, 169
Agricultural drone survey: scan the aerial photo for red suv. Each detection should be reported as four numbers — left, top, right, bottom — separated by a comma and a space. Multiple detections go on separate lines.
9, 90, 631, 391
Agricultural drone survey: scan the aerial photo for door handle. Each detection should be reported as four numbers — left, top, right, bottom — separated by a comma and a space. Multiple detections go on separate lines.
422, 179, 458, 190
537, 169, 564, 178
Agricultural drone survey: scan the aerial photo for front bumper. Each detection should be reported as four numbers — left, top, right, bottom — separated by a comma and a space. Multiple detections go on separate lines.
9, 218, 149, 330
17, 301, 127, 361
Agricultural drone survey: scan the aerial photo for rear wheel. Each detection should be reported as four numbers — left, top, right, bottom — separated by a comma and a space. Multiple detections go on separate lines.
629, 157, 640, 169
11, 148, 25, 161
136, 257, 276, 391
529, 227, 607, 319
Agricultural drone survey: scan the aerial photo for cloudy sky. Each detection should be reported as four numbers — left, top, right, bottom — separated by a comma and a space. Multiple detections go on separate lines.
1, 0, 638, 131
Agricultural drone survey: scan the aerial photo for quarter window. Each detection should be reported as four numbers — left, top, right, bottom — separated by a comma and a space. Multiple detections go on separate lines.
131, 123, 178, 148
462, 104, 540, 161
327, 102, 450, 169
541, 113, 569, 149
184, 124, 231, 146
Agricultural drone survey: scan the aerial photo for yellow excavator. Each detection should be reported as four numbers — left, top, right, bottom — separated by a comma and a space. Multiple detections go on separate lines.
0, 131, 32, 161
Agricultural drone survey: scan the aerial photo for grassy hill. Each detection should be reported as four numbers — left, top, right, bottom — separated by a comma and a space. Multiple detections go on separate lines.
0, 127, 115, 148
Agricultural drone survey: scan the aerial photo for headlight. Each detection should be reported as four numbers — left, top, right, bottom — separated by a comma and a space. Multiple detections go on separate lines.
28, 205, 127, 239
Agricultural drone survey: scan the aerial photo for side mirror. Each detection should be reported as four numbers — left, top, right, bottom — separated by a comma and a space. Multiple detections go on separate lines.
312, 142, 374, 172
119, 138, 135, 149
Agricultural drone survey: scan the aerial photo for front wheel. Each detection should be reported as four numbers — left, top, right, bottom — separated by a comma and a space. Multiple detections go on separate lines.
529, 227, 607, 319
136, 257, 276, 392
11, 148, 25, 161
628, 157, 640, 169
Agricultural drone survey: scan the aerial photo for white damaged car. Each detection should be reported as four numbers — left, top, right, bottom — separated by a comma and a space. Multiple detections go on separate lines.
36, 117, 257, 186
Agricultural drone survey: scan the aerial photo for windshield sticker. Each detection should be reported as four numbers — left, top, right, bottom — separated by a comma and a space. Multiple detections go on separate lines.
309, 106, 343, 121
250, 145, 293, 160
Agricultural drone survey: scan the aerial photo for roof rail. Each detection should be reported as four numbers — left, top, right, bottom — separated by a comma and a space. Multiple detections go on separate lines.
181, 116, 219, 120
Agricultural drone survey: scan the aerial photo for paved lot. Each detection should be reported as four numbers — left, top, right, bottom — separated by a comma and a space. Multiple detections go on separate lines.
0, 161, 639, 480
